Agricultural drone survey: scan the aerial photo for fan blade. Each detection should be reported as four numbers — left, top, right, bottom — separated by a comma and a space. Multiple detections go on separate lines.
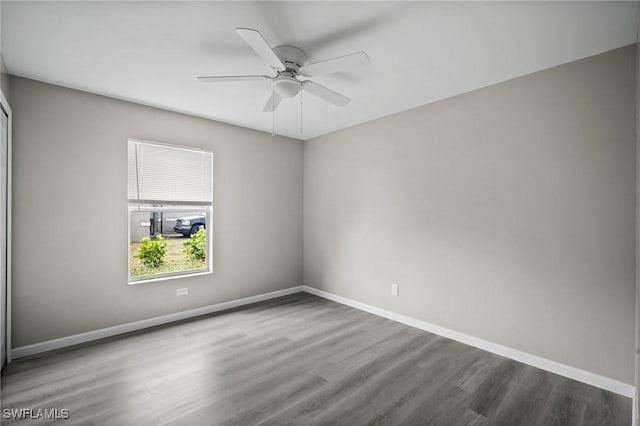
302, 81, 351, 107
235, 28, 285, 72
263, 92, 283, 112
197, 75, 271, 83
300, 51, 369, 76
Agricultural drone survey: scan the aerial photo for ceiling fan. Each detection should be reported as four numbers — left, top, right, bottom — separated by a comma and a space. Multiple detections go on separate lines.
197, 28, 369, 112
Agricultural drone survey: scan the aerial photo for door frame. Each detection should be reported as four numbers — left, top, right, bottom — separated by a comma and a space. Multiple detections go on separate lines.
0, 88, 12, 364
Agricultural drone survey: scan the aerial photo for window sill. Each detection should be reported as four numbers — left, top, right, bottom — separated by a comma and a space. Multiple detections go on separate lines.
128, 269, 212, 285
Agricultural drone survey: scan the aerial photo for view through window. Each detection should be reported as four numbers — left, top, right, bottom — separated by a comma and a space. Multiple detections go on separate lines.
128, 139, 213, 282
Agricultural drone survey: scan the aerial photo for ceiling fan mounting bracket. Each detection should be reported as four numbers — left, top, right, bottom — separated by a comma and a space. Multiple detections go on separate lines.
273, 45, 306, 74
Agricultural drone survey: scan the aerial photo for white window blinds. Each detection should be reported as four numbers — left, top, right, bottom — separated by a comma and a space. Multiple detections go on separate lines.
128, 140, 213, 205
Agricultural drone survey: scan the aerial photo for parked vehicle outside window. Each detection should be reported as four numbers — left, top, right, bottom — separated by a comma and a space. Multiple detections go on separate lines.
173, 215, 206, 237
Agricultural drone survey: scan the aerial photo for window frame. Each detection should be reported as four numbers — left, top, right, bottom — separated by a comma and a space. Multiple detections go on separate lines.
127, 139, 213, 285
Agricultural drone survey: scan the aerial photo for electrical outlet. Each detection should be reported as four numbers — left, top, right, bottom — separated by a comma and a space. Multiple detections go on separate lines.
391, 284, 399, 296
177, 288, 188, 296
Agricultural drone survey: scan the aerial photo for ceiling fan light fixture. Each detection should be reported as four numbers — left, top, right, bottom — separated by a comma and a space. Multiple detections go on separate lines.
272, 76, 301, 98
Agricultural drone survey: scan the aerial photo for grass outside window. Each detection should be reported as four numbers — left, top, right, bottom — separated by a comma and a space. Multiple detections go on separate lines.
130, 234, 206, 278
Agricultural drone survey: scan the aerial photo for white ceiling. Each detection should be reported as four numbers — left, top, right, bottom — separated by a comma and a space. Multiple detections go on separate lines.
2, 1, 638, 140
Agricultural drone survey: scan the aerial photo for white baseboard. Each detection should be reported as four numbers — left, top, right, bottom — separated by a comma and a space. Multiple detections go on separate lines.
11, 286, 304, 359
302, 285, 636, 399
11, 284, 635, 402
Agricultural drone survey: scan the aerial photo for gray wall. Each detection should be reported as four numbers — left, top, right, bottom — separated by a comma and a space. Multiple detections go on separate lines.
1, 56, 8, 102
636, 41, 639, 420
304, 45, 636, 384
0, 0, 8, 102
9, 76, 303, 347
0, 0, 5, 101
0, 57, 8, 102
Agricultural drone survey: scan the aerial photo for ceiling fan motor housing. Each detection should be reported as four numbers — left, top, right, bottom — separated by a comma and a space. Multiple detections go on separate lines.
273, 45, 306, 73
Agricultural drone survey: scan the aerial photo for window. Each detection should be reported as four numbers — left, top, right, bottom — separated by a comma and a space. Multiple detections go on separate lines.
128, 139, 213, 283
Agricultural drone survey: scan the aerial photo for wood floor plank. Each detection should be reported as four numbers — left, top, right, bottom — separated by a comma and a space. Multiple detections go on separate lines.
539, 391, 588, 426
310, 342, 441, 425
398, 382, 472, 426
260, 333, 436, 425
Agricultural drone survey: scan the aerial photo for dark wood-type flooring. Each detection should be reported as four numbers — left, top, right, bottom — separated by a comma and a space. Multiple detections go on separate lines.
1, 292, 631, 425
